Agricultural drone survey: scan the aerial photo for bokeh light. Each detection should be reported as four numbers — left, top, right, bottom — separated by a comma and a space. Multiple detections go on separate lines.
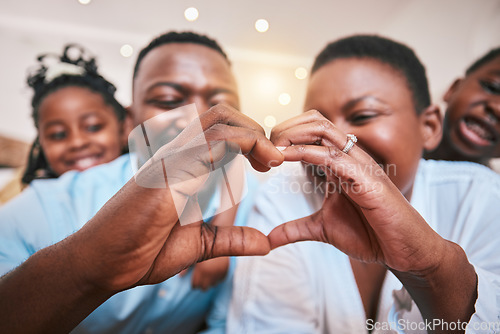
184, 7, 199, 21
255, 19, 269, 33
278, 93, 291, 105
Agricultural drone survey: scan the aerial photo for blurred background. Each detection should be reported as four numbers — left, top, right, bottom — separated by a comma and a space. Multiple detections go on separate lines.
0, 0, 499, 166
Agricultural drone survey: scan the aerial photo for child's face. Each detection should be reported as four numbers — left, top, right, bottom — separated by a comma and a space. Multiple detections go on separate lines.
38, 86, 124, 176
443, 57, 500, 160
304, 58, 431, 199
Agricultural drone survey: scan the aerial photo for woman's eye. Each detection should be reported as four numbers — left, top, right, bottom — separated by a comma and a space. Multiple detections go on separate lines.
350, 111, 377, 124
480, 80, 500, 95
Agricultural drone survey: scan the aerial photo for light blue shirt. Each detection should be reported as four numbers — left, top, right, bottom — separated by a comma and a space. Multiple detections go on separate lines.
0, 154, 258, 334
228, 160, 500, 334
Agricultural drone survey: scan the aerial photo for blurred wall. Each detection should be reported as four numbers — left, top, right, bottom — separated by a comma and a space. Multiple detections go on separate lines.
1, 0, 499, 144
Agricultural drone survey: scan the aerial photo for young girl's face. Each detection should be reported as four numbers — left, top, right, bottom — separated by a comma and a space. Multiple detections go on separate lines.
38, 86, 124, 176
443, 57, 500, 160
304, 58, 433, 199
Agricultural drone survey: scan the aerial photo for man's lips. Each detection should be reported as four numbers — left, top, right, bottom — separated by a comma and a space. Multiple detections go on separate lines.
458, 116, 498, 148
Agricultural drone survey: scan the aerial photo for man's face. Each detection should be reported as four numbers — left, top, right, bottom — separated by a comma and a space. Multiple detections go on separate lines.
443, 57, 500, 161
129, 42, 242, 222
131, 43, 239, 128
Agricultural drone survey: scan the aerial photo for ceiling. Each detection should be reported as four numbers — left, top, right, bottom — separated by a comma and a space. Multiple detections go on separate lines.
1, 0, 500, 141
1, 0, 411, 58
2, 0, 499, 58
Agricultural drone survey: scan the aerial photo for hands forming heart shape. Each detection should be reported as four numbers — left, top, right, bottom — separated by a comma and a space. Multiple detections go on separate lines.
2, 105, 476, 334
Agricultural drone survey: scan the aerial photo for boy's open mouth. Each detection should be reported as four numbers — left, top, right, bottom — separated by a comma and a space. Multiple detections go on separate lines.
459, 116, 498, 148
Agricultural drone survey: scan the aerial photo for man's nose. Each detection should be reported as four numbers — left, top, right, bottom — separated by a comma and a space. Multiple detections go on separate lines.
192, 97, 210, 117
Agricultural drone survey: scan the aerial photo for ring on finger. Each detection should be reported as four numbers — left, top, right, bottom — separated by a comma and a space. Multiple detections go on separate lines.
342, 134, 357, 154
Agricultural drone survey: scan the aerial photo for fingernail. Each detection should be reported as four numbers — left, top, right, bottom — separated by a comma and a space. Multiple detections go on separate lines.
276, 146, 287, 152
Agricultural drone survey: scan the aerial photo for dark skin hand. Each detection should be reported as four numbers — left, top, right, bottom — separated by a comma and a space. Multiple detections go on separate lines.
0, 104, 284, 334
268, 111, 477, 333
181, 159, 246, 291
181, 206, 238, 291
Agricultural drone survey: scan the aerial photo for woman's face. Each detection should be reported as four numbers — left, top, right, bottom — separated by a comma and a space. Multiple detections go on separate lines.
38, 86, 124, 176
304, 58, 431, 199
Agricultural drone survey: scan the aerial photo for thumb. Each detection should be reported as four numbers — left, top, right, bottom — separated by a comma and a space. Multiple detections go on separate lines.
268, 183, 350, 250
201, 225, 271, 260
267, 214, 325, 250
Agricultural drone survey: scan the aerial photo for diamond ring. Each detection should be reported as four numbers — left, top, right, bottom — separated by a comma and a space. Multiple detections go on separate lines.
342, 134, 357, 154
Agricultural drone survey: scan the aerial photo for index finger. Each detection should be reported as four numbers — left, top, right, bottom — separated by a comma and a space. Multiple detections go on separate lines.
270, 109, 326, 143
200, 104, 265, 134
200, 104, 285, 170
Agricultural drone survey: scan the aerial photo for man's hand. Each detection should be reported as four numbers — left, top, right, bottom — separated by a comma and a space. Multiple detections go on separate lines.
79, 104, 284, 292
0, 104, 284, 334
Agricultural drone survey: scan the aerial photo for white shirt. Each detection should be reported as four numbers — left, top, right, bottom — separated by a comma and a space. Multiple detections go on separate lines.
228, 160, 500, 334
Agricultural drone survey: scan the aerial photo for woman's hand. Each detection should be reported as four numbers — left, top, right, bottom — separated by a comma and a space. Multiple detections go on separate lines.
268, 110, 444, 272
267, 110, 476, 330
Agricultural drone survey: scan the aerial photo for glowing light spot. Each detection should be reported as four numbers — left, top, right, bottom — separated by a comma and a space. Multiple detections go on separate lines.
295, 67, 308, 80
184, 7, 199, 21
278, 93, 291, 105
264, 115, 277, 128
255, 19, 269, 33
120, 44, 134, 58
